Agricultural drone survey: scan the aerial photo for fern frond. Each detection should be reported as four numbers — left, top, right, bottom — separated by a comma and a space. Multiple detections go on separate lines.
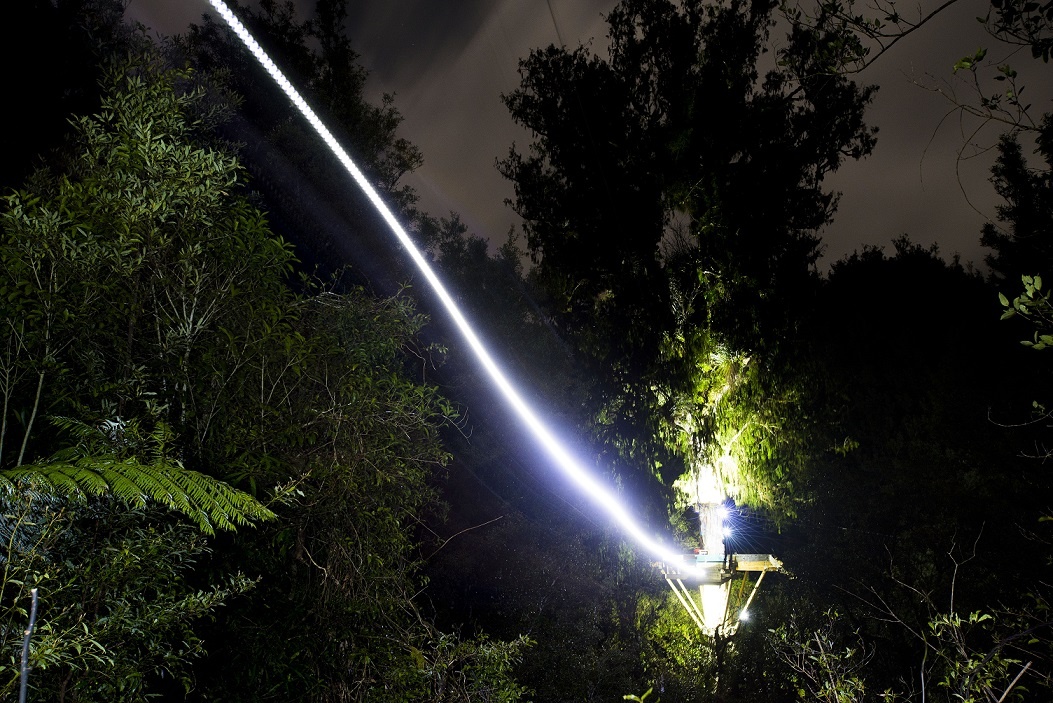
2, 458, 275, 536
2, 417, 274, 534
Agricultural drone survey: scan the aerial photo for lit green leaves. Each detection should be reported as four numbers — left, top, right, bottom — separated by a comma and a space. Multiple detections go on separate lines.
3, 459, 273, 535
998, 274, 1053, 348
0, 494, 257, 701
953, 47, 988, 72
1, 419, 273, 534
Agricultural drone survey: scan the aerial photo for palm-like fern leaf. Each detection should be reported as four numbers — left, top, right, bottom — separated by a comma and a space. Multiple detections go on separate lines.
0, 418, 275, 535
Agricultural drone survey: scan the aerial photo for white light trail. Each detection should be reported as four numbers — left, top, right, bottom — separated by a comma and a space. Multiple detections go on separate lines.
207, 1, 687, 566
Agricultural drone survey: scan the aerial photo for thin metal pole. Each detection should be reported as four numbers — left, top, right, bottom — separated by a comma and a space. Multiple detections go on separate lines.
676, 578, 707, 625
739, 569, 767, 617
666, 578, 706, 632
19, 587, 39, 703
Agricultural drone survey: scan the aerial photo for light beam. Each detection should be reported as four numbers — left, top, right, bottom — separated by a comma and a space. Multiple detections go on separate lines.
207, 0, 688, 567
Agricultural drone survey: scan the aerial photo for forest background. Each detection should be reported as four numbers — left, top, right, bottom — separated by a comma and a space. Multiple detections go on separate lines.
2, 1, 1053, 702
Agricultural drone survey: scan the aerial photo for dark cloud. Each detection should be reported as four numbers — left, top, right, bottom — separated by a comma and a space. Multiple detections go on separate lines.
344, 0, 497, 88
336, 0, 1051, 269
342, 0, 614, 242
819, 0, 1043, 269
125, 0, 1051, 270
125, 0, 209, 36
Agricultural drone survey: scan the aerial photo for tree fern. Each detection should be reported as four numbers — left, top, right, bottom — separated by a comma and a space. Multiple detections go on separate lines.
0, 418, 274, 535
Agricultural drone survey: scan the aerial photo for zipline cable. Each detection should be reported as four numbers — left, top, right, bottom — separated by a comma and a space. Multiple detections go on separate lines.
206, 0, 688, 568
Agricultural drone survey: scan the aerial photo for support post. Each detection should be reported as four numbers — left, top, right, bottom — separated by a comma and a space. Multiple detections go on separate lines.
666, 578, 706, 632
19, 587, 39, 703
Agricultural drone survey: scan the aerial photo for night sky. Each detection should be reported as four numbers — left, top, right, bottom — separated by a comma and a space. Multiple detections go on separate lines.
127, 0, 1053, 270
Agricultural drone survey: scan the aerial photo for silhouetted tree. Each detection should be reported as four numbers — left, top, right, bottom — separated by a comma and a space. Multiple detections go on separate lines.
178, 0, 425, 287
1, 0, 131, 192
983, 117, 1053, 282
500, 0, 876, 521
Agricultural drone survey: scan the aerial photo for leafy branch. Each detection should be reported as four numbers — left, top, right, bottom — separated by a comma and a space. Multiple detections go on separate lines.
1, 418, 274, 535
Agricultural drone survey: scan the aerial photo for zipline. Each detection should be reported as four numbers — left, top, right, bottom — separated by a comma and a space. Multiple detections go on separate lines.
206, 0, 686, 565
206, 2, 782, 632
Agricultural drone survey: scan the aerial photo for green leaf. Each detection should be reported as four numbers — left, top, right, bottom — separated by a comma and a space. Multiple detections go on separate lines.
2, 421, 275, 535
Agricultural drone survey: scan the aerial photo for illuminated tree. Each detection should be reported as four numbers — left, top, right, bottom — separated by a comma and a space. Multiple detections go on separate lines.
0, 47, 531, 702
0, 55, 281, 702
500, 0, 875, 518
0, 496, 256, 702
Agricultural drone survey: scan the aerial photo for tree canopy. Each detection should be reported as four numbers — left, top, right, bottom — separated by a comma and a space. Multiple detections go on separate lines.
500, 0, 876, 523
2, 40, 529, 703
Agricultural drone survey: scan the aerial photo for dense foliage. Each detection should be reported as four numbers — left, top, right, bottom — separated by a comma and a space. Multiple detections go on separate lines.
500, 0, 877, 524
6, 1, 1053, 701
1, 36, 528, 703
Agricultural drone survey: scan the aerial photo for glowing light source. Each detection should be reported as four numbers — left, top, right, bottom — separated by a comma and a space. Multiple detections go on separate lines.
700, 583, 729, 632
207, 0, 686, 566
739, 609, 750, 622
